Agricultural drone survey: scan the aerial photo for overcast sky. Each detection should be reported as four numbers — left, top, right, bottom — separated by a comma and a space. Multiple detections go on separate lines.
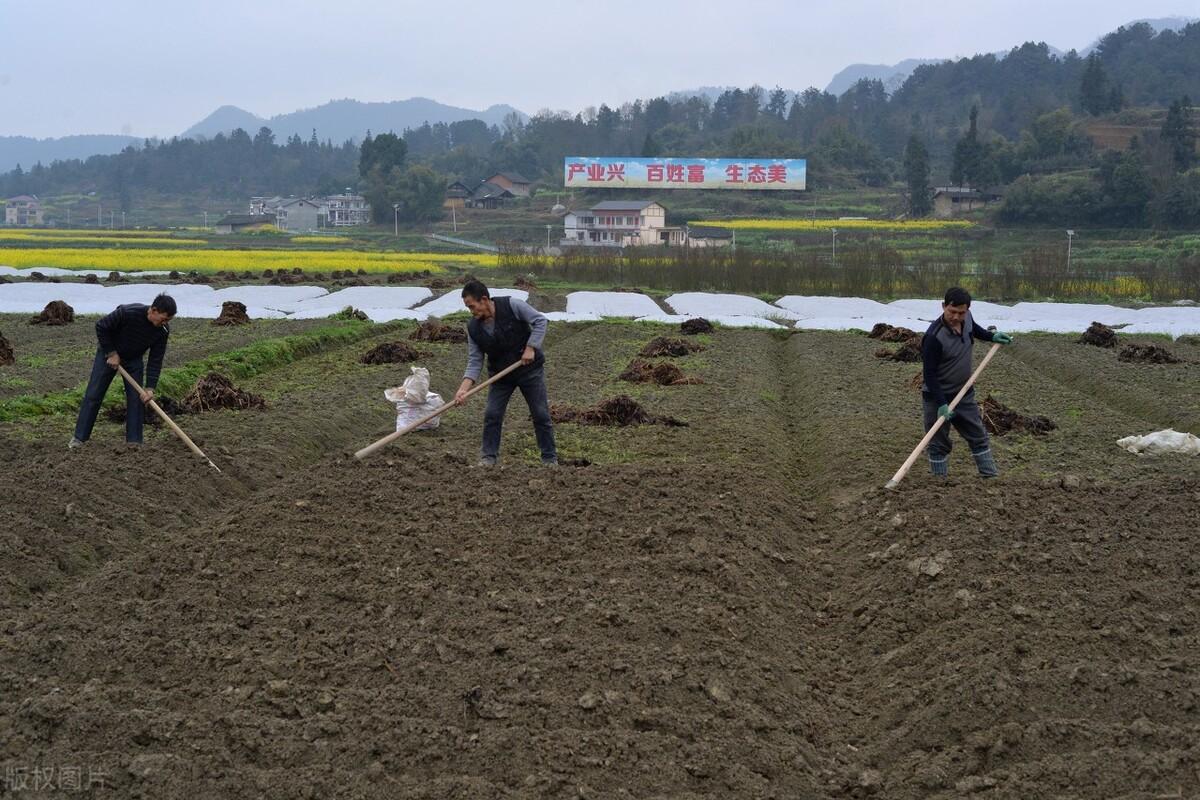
0, 0, 1193, 138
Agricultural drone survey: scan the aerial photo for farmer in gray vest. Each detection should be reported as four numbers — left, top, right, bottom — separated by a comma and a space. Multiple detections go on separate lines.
453, 279, 557, 466
920, 287, 1013, 477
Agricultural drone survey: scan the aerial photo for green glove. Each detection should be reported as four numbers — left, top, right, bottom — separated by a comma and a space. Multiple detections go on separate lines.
937, 404, 955, 420
992, 331, 1013, 345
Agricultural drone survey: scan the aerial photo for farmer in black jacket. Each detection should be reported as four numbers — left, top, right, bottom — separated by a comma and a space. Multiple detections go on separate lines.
70, 294, 176, 448
453, 279, 557, 466
921, 287, 1013, 477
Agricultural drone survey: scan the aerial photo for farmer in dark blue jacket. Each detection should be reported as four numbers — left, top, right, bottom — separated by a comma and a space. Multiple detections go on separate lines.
921, 287, 1013, 477
453, 280, 556, 466
70, 294, 176, 448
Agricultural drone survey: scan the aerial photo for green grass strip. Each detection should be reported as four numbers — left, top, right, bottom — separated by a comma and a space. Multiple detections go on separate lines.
0, 319, 404, 422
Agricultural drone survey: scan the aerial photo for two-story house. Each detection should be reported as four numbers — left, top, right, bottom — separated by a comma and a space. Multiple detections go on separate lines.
562, 200, 686, 247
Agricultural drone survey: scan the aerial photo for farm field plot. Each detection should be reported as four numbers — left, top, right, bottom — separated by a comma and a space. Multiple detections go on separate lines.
2, 318, 1199, 798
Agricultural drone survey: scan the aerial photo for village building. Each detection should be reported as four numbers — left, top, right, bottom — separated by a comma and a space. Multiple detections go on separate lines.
466, 182, 516, 210
323, 192, 371, 226
213, 214, 277, 234
562, 200, 690, 247
484, 172, 532, 197
444, 180, 474, 209
685, 225, 734, 248
931, 186, 1003, 218
4, 195, 43, 226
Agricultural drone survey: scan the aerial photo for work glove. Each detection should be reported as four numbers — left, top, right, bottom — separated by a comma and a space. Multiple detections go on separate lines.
937, 404, 955, 421
992, 331, 1013, 345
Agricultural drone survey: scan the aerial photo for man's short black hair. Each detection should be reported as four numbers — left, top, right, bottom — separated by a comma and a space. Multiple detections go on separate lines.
943, 287, 972, 307
461, 280, 490, 301
151, 294, 177, 316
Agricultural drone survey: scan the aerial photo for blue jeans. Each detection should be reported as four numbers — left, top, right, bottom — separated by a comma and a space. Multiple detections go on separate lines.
74, 348, 145, 443
481, 364, 556, 463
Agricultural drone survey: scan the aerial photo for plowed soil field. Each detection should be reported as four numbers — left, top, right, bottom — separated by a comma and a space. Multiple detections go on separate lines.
3, 314, 1199, 799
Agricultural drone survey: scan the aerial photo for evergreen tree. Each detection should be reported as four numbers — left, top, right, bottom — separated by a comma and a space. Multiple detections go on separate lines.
1161, 96, 1196, 171
951, 106, 984, 186
1080, 54, 1112, 115
903, 134, 932, 216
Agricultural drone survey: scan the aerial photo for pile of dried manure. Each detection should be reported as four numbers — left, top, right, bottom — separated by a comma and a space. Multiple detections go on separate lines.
550, 395, 687, 427
680, 317, 714, 335
28, 300, 75, 326
409, 320, 468, 343
180, 373, 267, 413
360, 341, 429, 364
980, 395, 1056, 436
1118, 343, 1181, 364
0, 331, 14, 366
211, 301, 251, 326
1079, 321, 1118, 348
639, 336, 704, 358
619, 358, 702, 386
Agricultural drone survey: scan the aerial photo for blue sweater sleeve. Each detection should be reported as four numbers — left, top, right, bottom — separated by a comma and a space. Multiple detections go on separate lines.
970, 318, 996, 342
95, 305, 124, 354
921, 333, 946, 406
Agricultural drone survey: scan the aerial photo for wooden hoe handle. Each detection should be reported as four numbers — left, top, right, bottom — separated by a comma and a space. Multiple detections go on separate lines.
115, 364, 221, 472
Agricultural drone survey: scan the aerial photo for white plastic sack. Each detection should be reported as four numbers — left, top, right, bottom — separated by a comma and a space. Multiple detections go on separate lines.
1116, 429, 1200, 456
402, 366, 430, 404
383, 391, 444, 432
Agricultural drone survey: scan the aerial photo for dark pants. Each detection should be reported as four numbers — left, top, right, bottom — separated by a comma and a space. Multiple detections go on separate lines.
922, 389, 997, 476
481, 364, 556, 463
74, 348, 145, 443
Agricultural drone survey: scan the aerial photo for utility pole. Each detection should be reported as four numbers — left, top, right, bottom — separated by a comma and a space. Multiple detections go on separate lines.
831, 228, 838, 266
98, 203, 102, 228
109, 210, 114, 230
452, 205, 457, 233
393, 203, 400, 236
66, 207, 70, 226
1066, 229, 1075, 272
121, 211, 126, 229
546, 224, 552, 250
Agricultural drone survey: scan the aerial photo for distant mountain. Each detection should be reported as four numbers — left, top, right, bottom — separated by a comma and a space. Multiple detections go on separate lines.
0, 134, 141, 174
181, 97, 526, 143
1080, 16, 1197, 54
824, 59, 945, 97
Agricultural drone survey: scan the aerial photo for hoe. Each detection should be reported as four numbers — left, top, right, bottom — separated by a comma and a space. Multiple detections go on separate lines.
885, 342, 1001, 490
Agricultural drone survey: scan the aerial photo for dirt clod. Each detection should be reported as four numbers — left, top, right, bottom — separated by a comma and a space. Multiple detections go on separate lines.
29, 301, 75, 326
980, 395, 1056, 436
680, 318, 714, 335
105, 271, 126, 283
1118, 343, 1181, 364
639, 336, 704, 358
83, 274, 99, 284
1079, 321, 1118, 348
0, 331, 14, 366
360, 341, 428, 364
211, 301, 251, 326
513, 275, 538, 290
410, 320, 467, 343
180, 373, 267, 413
619, 358, 702, 386
550, 396, 687, 427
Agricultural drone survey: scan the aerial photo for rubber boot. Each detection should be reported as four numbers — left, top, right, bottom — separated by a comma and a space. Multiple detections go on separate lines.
928, 454, 949, 477
972, 448, 998, 478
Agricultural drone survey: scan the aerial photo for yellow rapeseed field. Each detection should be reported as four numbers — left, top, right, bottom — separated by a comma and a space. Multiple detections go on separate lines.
0, 228, 199, 239
0, 231, 204, 246
692, 218, 975, 232
0, 247, 498, 274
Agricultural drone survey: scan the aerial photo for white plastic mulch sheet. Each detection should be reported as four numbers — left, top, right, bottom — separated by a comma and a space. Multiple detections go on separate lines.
415, 288, 528, 318
0, 266, 171, 278
1116, 429, 1200, 456
543, 311, 603, 323
666, 292, 801, 321
287, 287, 431, 318
634, 313, 784, 329
565, 291, 662, 318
